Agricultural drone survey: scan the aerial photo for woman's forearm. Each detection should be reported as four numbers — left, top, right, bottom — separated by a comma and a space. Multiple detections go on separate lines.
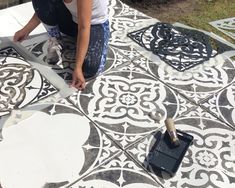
23, 13, 41, 34
75, 26, 90, 68
75, 0, 92, 69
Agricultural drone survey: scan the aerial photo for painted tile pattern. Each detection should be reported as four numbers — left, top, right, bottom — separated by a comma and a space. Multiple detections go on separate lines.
210, 17, 235, 40
68, 63, 195, 149
202, 81, 235, 129
70, 151, 161, 188
133, 52, 235, 104
0, 46, 58, 117
126, 107, 235, 188
0, 0, 235, 188
108, 0, 159, 49
107, 0, 155, 69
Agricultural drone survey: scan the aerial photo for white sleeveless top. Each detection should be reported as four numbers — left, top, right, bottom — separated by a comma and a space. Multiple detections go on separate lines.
64, 0, 109, 25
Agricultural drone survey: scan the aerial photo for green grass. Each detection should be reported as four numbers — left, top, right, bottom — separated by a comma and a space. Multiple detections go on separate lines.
177, 0, 235, 44
123, 0, 235, 44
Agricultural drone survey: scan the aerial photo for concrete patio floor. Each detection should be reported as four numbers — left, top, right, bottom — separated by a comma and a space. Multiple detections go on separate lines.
0, 0, 235, 188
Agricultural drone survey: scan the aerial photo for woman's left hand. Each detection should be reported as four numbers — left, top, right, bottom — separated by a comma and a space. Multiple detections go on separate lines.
71, 66, 86, 90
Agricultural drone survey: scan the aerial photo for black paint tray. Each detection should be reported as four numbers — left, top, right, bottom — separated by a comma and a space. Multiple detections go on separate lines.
148, 129, 193, 176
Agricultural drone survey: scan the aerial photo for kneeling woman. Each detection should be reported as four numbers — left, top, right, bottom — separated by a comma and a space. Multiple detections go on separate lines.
14, 0, 110, 89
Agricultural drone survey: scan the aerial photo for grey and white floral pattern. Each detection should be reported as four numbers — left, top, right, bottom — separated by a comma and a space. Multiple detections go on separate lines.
108, 0, 159, 48
68, 63, 195, 149
201, 81, 235, 129
133, 52, 235, 104
0, 1, 235, 188
0, 46, 58, 117
127, 107, 235, 188
70, 152, 161, 188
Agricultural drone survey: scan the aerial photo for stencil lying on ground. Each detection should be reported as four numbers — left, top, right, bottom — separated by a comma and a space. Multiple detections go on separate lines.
24, 35, 76, 83
128, 22, 233, 72
210, 17, 235, 40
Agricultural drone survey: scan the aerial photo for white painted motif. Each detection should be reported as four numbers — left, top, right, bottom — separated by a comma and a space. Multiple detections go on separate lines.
0, 112, 90, 188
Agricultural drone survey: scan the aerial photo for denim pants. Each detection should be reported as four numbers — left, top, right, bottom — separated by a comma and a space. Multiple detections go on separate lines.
32, 0, 110, 78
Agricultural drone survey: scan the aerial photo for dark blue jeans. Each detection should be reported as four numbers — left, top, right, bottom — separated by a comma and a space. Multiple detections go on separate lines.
32, 0, 110, 78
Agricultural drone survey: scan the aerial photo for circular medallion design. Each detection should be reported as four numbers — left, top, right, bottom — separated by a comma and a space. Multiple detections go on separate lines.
119, 93, 138, 106
195, 150, 218, 168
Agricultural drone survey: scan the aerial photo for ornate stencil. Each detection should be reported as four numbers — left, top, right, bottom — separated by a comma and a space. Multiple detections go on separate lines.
210, 17, 235, 40
128, 22, 233, 72
68, 63, 194, 149
0, 47, 58, 117
202, 82, 235, 129
127, 107, 235, 188
70, 151, 161, 188
25, 36, 76, 82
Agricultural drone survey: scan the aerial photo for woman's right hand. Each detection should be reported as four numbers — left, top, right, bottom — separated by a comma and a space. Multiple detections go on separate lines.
13, 13, 41, 42
13, 28, 29, 42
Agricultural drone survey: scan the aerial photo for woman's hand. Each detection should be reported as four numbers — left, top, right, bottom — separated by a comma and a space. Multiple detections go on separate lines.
13, 28, 30, 42
13, 13, 41, 42
71, 66, 86, 90
71, 0, 92, 90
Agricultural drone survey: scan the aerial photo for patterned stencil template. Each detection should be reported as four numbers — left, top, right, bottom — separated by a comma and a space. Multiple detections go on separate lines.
0, 99, 120, 188
25, 36, 76, 83
127, 107, 235, 188
128, 22, 233, 72
210, 17, 235, 40
0, 46, 58, 117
